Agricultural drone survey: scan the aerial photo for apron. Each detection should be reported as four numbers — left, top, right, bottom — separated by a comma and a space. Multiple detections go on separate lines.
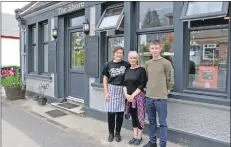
106, 84, 125, 112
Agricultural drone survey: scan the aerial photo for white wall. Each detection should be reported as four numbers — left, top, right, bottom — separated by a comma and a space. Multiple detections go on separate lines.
1, 38, 20, 66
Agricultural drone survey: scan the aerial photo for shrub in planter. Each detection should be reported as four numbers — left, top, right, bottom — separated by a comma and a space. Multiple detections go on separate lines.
1, 76, 25, 100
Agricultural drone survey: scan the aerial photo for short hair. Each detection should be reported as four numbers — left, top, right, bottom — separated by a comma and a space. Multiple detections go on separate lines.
128, 51, 139, 59
148, 40, 161, 48
113, 46, 124, 54
128, 51, 140, 64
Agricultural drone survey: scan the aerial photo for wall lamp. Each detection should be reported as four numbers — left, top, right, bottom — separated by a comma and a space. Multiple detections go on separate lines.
52, 27, 58, 39
83, 19, 90, 35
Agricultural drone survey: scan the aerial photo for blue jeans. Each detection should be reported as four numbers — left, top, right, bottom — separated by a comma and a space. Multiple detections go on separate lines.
146, 97, 168, 147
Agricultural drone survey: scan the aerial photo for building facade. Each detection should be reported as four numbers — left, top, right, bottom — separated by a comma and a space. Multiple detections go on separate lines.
1, 12, 20, 66
15, 2, 230, 147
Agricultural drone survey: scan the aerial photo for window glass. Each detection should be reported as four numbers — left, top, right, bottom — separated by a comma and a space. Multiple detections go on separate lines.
33, 46, 37, 71
139, 2, 173, 29
71, 32, 85, 68
188, 28, 228, 90
43, 23, 48, 42
68, 15, 85, 27
32, 27, 36, 44
138, 32, 174, 66
99, 7, 123, 29
43, 44, 49, 72
108, 37, 124, 61
186, 2, 223, 16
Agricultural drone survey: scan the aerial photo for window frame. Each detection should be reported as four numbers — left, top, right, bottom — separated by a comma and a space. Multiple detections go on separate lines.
41, 21, 49, 74
180, 2, 229, 21
31, 25, 37, 73
137, 1, 174, 33
186, 24, 229, 93
95, 4, 124, 32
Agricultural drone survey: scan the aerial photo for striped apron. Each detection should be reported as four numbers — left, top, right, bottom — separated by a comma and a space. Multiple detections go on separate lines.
106, 84, 125, 112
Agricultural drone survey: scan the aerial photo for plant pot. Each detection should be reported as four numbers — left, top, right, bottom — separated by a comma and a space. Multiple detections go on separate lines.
37, 97, 47, 106
4, 86, 26, 100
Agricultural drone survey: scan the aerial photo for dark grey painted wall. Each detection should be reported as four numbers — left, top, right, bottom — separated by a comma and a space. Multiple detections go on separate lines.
56, 16, 65, 98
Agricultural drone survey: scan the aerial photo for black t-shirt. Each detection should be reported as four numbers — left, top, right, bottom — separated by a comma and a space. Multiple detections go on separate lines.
123, 67, 147, 95
102, 60, 130, 86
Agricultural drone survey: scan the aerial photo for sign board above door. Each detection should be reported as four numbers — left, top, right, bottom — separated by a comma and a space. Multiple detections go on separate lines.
57, 2, 85, 15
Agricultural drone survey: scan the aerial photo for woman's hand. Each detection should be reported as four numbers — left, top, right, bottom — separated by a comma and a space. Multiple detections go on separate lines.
128, 94, 135, 102
125, 93, 130, 100
104, 92, 110, 102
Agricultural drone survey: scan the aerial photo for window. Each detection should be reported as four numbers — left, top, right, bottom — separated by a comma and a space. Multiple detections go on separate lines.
95, 4, 124, 32
68, 15, 85, 27
31, 25, 36, 72
139, 2, 173, 29
181, 2, 229, 21
42, 23, 49, 73
188, 28, 228, 91
71, 32, 85, 68
108, 37, 124, 61
138, 32, 174, 66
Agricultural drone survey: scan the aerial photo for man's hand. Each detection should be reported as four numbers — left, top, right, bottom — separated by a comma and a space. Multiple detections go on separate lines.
104, 93, 110, 102
167, 89, 171, 94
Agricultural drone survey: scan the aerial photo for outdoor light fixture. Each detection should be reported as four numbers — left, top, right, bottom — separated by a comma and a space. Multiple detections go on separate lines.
83, 19, 90, 35
52, 27, 58, 39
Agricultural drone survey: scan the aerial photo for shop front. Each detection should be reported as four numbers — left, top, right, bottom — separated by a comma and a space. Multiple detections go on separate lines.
16, 1, 230, 147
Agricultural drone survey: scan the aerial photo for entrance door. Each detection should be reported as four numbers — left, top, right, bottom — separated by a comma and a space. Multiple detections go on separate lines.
67, 29, 85, 100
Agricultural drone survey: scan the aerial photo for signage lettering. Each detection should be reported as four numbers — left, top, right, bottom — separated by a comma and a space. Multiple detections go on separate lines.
58, 2, 84, 15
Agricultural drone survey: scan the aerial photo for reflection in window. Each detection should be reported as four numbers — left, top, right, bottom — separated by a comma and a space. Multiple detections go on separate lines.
43, 23, 48, 42
69, 15, 85, 27
188, 29, 228, 90
43, 44, 49, 73
98, 6, 123, 29
186, 2, 223, 16
33, 46, 37, 72
139, 2, 173, 29
108, 37, 124, 61
71, 32, 85, 68
42, 22, 49, 73
138, 32, 174, 66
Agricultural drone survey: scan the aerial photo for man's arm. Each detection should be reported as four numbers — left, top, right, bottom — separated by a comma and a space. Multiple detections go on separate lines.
165, 62, 174, 92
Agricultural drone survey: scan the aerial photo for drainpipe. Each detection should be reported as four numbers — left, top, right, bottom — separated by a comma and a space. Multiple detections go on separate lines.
20, 27, 26, 84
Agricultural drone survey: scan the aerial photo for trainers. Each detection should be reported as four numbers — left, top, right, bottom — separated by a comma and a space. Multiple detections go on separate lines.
134, 138, 142, 145
115, 132, 121, 142
143, 141, 157, 147
128, 138, 137, 145
108, 133, 114, 142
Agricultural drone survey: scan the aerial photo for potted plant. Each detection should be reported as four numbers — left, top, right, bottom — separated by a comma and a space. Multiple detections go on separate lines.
36, 83, 49, 106
1, 75, 25, 100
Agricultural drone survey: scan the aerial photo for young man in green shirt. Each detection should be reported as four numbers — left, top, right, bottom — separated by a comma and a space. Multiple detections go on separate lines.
143, 40, 174, 147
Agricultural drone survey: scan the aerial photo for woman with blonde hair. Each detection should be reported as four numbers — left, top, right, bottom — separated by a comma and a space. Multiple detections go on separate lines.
123, 51, 147, 145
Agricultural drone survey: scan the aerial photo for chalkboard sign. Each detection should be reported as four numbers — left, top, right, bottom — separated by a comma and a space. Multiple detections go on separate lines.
85, 35, 99, 78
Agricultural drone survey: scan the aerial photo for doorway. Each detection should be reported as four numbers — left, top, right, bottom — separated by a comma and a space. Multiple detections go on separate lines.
65, 14, 85, 102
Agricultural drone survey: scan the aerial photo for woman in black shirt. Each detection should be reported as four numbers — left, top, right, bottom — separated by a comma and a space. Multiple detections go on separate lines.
102, 46, 130, 143
123, 51, 147, 145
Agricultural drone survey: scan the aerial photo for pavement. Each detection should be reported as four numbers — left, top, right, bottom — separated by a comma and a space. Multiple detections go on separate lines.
1, 89, 185, 147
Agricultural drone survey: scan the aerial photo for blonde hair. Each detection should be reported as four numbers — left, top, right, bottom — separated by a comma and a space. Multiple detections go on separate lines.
128, 51, 139, 64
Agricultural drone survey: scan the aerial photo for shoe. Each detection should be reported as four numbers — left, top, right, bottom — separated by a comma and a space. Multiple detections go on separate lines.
108, 133, 114, 142
134, 138, 142, 145
128, 138, 137, 145
143, 141, 157, 147
115, 132, 121, 142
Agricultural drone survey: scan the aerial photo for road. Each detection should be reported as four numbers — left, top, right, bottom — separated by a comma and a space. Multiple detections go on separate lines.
1, 99, 105, 147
